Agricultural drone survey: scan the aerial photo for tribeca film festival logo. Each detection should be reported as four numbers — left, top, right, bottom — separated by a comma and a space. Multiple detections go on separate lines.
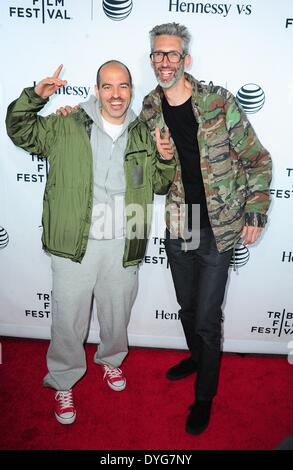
0, 227, 9, 250
270, 168, 293, 202
16, 153, 48, 184
145, 237, 170, 269
236, 84, 265, 113
251, 308, 293, 337
25, 292, 51, 320
9, 0, 72, 23
102, 0, 133, 21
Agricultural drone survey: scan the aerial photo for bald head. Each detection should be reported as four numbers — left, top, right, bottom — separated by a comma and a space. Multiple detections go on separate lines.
96, 60, 133, 89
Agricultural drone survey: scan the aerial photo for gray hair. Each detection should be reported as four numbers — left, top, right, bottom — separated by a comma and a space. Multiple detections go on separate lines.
96, 60, 133, 88
149, 23, 191, 54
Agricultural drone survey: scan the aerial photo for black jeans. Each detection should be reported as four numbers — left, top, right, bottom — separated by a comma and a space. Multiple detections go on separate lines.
164, 226, 233, 400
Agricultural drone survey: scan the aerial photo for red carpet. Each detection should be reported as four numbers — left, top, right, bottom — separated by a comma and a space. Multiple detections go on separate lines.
0, 337, 292, 450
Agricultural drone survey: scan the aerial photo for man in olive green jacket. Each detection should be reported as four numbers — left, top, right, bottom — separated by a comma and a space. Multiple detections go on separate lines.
139, 23, 272, 436
6, 61, 175, 425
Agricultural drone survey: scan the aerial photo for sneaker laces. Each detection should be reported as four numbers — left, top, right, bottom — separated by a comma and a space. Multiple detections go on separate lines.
56, 390, 74, 410
103, 365, 123, 380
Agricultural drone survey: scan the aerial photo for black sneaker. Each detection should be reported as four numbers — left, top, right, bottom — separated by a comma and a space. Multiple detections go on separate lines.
166, 357, 197, 380
185, 400, 212, 435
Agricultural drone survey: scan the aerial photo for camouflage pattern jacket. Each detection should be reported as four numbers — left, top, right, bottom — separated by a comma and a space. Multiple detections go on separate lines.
139, 73, 272, 253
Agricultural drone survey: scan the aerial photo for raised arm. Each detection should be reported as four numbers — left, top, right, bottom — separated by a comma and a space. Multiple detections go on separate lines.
6, 65, 66, 157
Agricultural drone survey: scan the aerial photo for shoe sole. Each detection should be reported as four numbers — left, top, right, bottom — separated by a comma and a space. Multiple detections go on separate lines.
54, 412, 76, 425
106, 380, 126, 391
185, 422, 209, 435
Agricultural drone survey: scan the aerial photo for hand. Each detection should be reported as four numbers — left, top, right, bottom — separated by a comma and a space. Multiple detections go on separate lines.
155, 127, 175, 160
35, 64, 67, 98
240, 225, 262, 245
56, 105, 80, 116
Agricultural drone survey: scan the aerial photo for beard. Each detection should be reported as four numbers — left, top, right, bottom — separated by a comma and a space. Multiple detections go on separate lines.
154, 61, 185, 89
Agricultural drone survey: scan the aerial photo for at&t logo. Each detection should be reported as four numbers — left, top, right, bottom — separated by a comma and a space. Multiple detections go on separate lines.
230, 243, 250, 268
0, 227, 9, 250
103, 0, 133, 21
236, 83, 265, 113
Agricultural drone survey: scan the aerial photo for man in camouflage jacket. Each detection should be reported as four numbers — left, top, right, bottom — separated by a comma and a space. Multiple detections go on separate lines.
139, 22, 272, 436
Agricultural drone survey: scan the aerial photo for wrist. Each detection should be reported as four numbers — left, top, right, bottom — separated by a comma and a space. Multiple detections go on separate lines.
34, 88, 46, 99
31, 87, 49, 102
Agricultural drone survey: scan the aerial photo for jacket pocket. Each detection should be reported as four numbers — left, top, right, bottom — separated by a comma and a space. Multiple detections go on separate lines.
125, 151, 148, 189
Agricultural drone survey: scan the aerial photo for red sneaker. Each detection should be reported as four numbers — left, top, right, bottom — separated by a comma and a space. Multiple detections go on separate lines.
54, 389, 76, 424
103, 365, 126, 391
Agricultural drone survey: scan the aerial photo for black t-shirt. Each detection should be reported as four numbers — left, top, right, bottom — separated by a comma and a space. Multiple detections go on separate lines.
162, 95, 210, 229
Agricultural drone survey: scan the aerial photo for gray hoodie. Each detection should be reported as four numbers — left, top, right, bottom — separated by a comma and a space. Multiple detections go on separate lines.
80, 95, 136, 240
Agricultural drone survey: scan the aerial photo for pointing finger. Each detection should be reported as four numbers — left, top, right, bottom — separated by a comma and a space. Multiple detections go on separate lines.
53, 64, 63, 79
163, 127, 170, 142
155, 127, 161, 142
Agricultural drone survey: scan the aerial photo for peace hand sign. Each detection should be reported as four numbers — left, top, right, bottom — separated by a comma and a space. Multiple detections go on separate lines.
34, 64, 67, 98
155, 127, 175, 161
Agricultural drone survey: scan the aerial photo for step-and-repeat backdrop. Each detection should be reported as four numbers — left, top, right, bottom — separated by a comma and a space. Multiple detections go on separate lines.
0, 1, 292, 354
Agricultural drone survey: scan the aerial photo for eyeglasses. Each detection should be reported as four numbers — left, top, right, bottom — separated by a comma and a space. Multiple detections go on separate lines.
150, 51, 186, 64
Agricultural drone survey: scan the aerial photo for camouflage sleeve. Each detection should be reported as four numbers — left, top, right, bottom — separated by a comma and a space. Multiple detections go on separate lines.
225, 92, 272, 227
139, 97, 151, 126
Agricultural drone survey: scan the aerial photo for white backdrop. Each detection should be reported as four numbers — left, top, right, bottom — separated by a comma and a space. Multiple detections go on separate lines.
0, 0, 292, 354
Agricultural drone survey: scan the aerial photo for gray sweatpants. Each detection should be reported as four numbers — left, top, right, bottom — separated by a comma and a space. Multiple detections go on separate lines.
43, 238, 138, 391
